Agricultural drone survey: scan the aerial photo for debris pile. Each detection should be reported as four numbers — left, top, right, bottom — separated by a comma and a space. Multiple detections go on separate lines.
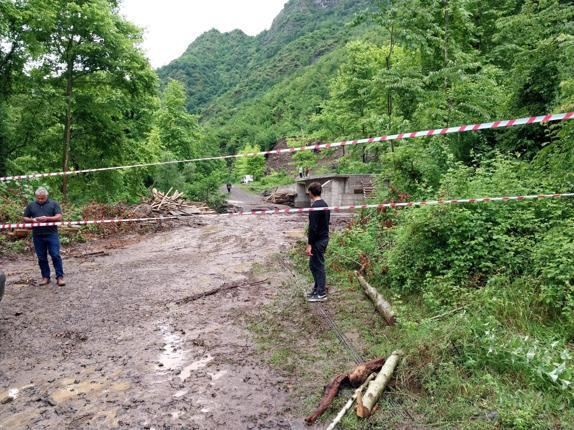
136, 188, 216, 216
263, 190, 297, 206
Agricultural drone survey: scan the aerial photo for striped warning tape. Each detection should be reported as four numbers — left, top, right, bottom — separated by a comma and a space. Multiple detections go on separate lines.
2, 193, 573, 231
1, 112, 572, 183
1, 215, 181, 231
229, 193, 574, 216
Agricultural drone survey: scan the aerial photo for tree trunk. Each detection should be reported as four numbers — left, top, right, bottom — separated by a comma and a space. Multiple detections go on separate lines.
387, 25, 395, 153
355, 271, 396, 325
361, 125, 367, 163
62, 60, 74, 200
356, 350, 403, 418
443, 0, 451, 126
0, 99, 9, 177
326, 373, 376, 430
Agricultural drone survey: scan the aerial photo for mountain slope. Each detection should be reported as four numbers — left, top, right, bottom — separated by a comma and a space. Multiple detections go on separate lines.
158, 0, 374, 115
157, 29, 256, 111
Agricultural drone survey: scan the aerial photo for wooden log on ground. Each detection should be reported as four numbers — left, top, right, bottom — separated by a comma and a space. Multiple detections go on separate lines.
356, 350, 403, 418
176, 279, 269, 305
72, 251, 109, 258
305, 357, 386, 425
325, 372, 376, 430
355, 271, 396, 325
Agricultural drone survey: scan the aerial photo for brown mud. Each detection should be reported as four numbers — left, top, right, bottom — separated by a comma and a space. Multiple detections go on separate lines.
0, 214, 315, 429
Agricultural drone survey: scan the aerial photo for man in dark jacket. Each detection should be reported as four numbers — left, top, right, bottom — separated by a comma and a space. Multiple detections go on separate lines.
23, 187, 65, 286
0, 271, 5, 304
306, 182, 330, 302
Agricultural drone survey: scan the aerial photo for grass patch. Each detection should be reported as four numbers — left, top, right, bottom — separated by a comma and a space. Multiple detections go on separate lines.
248, 241, 574, 429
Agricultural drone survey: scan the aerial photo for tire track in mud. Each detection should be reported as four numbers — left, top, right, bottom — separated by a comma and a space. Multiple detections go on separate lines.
0, 215, 309, 429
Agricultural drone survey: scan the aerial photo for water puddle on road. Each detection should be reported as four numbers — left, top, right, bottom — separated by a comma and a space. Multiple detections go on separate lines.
208, 369, 227, 382
180, 355, 213, 382
156, 323, 216, 384
157, 324, 187, 373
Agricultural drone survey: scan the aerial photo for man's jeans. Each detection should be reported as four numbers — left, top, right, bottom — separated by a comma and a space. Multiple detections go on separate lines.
33, 233, 64, 279
310, 239, 328, 295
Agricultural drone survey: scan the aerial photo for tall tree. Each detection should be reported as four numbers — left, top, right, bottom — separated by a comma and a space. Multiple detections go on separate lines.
34, 0, 157, 198
154, 80, 203, 160
0, 0, 41, 176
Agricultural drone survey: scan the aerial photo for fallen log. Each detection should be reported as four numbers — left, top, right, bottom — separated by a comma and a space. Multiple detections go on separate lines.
154, 187, 173, 211
355, 271, 396, 325
356, 350, 403, 418
72, 251, 109, 259
325, 372, 376, 430
305, 357, 386, 425
176, 279, 269, 305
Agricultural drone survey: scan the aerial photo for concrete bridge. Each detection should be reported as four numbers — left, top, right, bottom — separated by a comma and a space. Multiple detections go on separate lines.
294, 174, 375, 208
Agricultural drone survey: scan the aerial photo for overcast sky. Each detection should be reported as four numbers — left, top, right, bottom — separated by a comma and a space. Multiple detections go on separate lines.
120, 0, 289, 69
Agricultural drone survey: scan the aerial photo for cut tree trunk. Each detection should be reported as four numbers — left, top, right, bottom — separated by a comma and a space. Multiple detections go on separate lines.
355, 271, 396, 325
356, 350, 403, 418
326, 372, 376, 430
305, 357, 387, 425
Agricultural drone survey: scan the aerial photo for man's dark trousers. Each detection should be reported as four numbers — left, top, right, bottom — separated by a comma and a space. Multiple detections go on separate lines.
33, 233, 64, 279
310, 239, 328, 296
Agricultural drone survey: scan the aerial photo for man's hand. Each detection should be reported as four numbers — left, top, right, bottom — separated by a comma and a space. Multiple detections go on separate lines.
306, 245, 313, 257
36, 216, 48, 222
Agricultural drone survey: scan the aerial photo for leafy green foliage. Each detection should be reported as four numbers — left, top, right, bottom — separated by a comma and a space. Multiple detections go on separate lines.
150, 80, 225, 206
1, 0, 159, 202
234, 145, 266, 180
532, 223, 574, 321
247, 171, 294, 194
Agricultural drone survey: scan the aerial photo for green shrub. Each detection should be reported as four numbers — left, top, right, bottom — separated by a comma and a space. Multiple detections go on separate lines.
532, 222, 574, 321
248, 170, 294, 194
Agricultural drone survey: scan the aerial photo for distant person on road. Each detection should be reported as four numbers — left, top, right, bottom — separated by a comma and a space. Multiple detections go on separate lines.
306, 182, 330, 302
23, 187, 65, 287
226, 183, 232, 193
299, 166, 304, 178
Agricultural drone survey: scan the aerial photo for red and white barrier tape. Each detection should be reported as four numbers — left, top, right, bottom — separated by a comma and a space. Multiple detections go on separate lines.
2, 193, 573, 230
230, 193, 574, 216
1, 112, 572, 183
0, 215, 181, 231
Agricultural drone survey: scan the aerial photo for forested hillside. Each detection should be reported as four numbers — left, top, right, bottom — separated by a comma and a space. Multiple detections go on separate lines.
2, 0, 574, 427
159, 0, 375, 153
0, 0, 224, 206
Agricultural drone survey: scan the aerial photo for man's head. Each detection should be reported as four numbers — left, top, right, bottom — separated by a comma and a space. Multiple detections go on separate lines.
35, 187, 49, 204
307, 182, 322, 199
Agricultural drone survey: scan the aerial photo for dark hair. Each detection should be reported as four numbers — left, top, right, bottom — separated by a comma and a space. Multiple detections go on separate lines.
308, 182, 322, 197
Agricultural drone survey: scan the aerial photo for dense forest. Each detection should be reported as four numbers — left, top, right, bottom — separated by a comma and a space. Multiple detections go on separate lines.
2, 0, 574, 427
0, 0, 225, 206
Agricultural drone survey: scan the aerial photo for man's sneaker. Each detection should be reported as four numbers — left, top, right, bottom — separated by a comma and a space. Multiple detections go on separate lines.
307, 293, 327, 302
306, 289, 317, 299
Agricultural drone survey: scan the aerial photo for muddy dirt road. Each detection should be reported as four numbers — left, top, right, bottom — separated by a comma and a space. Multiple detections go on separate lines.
0, 213, 312, 429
